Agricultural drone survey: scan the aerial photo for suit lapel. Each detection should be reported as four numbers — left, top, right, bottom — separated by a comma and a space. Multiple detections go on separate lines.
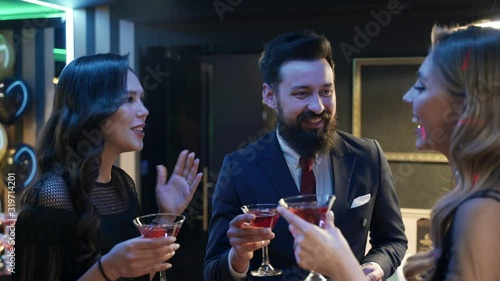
256, 132, 300, 199
330, 132, 357, 213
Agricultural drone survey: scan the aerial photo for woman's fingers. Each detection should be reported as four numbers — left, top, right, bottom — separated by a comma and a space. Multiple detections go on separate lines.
171, 150, 189, 176
277, 206, 310, 233
186, 158, 201, 183
183, 152, 195, 177
156, 165, 167, 186
171, 151, 202, 189
190, 172, 203, 189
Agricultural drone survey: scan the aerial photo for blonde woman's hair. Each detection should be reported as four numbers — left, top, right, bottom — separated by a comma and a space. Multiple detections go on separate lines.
416, 24, 500, 280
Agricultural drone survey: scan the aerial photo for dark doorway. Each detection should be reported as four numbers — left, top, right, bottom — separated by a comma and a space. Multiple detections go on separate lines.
139, 46, 212, 280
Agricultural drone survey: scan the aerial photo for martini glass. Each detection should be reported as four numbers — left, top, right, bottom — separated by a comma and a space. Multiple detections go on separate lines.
279, 194, 336, 281
133, 213, 185, 281
241, 204, 283, 277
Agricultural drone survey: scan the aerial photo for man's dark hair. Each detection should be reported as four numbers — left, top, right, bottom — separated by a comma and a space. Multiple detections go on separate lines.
258, 30, 335, 86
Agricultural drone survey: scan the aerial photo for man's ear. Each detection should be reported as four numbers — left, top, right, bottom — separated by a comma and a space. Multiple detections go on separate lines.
262, 83, 278, 111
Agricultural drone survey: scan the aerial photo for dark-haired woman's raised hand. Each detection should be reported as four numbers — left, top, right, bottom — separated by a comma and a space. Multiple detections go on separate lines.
156, 150, 203, 215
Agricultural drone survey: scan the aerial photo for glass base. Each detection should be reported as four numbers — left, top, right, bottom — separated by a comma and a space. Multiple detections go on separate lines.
304, 271, 328, 281
250, 264, 283, 277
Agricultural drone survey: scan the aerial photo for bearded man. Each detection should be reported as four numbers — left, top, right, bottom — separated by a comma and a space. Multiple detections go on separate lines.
204, 30, 407, 281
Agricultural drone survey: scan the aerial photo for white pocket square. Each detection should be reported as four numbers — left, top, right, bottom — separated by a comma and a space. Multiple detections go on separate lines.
350, 194, 371, 209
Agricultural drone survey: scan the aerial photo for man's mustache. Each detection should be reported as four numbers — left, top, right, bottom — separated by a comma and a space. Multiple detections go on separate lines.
297, 111, 331, 123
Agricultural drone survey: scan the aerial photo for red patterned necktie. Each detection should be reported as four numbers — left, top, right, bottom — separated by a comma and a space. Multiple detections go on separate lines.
299, 157, 316, 195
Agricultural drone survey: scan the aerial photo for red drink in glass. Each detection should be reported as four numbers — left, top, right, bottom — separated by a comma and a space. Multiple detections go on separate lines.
137, 225, 168, 238
279, 194, 336, 281
247, 210, 280, 228
290, 206, 327, 225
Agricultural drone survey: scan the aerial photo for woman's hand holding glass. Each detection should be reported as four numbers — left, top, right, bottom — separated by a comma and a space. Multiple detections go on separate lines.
100, 236, 179, 280
155, 150, 203, 214
133, 213, 185, 281
277, 207, 367, 281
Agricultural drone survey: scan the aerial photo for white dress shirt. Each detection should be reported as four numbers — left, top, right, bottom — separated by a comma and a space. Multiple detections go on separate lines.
276, 129, 334, 195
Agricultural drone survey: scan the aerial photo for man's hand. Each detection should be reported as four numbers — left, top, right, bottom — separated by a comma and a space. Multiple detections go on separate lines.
361, 262, 384, 281
227, 213, 275, 273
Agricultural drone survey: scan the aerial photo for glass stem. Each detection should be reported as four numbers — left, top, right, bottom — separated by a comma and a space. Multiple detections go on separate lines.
261, 243, 270, 265
159, 269, 168, 281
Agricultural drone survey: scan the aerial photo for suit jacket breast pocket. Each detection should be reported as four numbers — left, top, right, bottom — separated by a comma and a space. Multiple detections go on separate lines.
347, 198, 373, 229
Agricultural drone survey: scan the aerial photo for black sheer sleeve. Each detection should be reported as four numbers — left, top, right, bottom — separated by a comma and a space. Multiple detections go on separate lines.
13, 206, 83, 280
13, 169, 146, 281
13, 174, 83, 281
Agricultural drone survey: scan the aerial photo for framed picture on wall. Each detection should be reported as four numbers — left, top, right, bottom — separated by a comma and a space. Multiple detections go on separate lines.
352, 57, 448, 163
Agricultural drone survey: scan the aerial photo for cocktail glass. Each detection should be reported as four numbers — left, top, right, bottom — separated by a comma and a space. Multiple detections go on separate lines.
133, 213, 185, 281
241, 204, 282, 277
279, 194, 336, 281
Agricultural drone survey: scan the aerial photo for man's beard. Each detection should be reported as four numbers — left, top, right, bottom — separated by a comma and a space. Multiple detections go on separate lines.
277, 110, 337, 159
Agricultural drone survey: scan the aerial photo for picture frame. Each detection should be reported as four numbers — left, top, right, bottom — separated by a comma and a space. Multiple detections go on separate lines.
352, 57, 448, 163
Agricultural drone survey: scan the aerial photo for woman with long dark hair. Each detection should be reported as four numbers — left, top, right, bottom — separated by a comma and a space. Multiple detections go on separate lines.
14, 53, 202, 281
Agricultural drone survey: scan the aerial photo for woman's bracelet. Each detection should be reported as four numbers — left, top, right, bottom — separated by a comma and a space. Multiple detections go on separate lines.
97, 256, 113, 281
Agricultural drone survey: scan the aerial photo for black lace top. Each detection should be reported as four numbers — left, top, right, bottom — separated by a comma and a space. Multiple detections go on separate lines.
13, 166, 152, 281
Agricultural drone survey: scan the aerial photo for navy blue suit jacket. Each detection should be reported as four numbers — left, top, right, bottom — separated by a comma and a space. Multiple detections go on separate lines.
204, 130, 407, 281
